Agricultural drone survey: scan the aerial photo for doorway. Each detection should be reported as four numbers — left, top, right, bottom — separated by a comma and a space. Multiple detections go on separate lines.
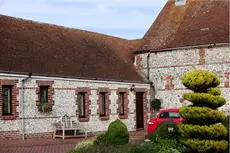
136, 92, 144, 129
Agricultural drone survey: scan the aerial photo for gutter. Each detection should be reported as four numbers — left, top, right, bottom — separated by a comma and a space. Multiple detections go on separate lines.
21, 73, 32, 140
134, 43, 229, 54
0, 71, 150, 84
0, 71, 151, 85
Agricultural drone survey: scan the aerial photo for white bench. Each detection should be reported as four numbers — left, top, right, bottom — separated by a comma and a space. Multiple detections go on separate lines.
53, 114, 87, 139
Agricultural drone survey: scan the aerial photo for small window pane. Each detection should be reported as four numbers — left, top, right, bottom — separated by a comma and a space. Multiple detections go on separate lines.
159, 112, 169, 118
40, 86, 48, 103
2, 86, 12, 115
169, 112, 180, 118
78, 93, 86, 118
100, 93, 106, 116
119, 93, 125, 115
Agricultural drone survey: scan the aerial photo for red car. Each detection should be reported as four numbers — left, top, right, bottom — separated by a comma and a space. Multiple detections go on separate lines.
147, 108, 183, 134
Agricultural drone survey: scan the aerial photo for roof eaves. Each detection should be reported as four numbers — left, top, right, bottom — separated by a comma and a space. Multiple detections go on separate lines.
134, 43, 229, 54
0, 70, 149, 84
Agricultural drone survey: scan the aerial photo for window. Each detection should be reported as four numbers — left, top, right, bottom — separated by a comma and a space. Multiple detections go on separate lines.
117, 88, 129, 119
75, 88, 91, 122
159, 112, 180, 118
97, 88, 110, 121
78, 92, 86, 118
0, 79, 19, 120
2, 86, 12, 116
175, 0, 186, 6
160, 112, 169, 118
169, 112, 180, 118
119, 92, 125, 115
100, 92, 106, 117
39, 86, 48, 104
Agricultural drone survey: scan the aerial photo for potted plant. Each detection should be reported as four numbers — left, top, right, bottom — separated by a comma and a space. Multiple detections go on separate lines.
151, 98, 162, 117
38, 99, 52, 113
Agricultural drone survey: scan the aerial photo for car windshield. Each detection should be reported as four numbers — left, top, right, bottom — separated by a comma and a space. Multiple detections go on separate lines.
159, 112, 180, 118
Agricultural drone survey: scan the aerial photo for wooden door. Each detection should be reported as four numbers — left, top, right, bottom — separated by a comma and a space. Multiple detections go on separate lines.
136, 92, 144, 129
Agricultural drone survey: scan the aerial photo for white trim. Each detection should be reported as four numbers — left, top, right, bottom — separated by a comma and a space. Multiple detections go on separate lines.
0, 73, 149, 86
135, 43, 229, 54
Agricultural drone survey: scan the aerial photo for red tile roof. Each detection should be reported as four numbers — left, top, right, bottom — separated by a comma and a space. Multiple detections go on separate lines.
0, 15, 144, 82
139, 0, 229, 51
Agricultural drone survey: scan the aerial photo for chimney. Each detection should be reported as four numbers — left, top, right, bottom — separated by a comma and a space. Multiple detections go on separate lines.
175, 0, 186, 6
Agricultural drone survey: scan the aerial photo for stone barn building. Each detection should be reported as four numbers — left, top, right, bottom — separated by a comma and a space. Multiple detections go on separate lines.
0, 0, 229, 139
134, 0, 230, 113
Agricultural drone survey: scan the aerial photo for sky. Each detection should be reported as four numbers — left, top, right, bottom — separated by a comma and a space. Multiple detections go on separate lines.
0, 0, 167, 39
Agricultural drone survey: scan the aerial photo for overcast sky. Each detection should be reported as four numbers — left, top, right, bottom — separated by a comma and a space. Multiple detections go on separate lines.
0, 0, 167, 39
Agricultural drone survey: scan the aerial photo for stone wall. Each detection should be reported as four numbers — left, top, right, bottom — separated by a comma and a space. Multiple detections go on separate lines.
135, 45, 230, 114
0, 74, 150, 139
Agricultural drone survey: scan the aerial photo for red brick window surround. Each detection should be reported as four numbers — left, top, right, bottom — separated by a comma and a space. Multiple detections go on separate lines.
116, 88, 129, 119
97, 88, 111, 121
75, 88, 91, 122
0, 79, 19, 120
36, 80, 54, 106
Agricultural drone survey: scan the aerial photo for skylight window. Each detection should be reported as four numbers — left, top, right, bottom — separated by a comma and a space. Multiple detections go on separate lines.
175, 0, 186, 6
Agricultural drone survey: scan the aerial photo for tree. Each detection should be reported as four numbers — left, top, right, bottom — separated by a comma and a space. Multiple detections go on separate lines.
179, 70, 228, 153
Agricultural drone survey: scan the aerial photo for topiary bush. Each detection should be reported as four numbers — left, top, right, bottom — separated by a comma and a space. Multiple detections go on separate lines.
104, 119, 129, 145
180, 70, 220, 92
179, 70, 228, 153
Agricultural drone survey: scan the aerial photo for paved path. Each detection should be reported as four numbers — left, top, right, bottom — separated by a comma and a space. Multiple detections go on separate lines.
0, 131, 146, 153
0, 138, 91, 153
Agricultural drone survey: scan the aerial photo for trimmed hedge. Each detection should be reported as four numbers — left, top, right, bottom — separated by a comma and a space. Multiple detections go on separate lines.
178, 123, 228, 139
104, 119, 129, 145
181, 70, 220, 92
184, 139, 228, 153
183, 93, 226, 109
180, 106, 226, 124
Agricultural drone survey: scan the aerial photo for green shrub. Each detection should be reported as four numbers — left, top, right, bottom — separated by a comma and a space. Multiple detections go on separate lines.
207, 88, 221, 96
70, 140, 94, 153
104, 119, 129, 145
157, 139, 187, 153
148, 120, 180, 141
178, 123, 228, 139
183, 93, 226, 109
93, 134, 106, 145
129, 142, 157, 153
150, 99, 162, 110
184, 139, 228, 153
158, 147, 181, 153
180, 106, 226, 124
129, 139, 186, 153
181, 70, 220, 92
71, 143, 131, 153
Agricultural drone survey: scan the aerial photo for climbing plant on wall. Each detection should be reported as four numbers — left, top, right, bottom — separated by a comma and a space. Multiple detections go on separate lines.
179, 70, 228, 153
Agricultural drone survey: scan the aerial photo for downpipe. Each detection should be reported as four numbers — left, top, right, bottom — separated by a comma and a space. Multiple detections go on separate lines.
21, 73, 32, 140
